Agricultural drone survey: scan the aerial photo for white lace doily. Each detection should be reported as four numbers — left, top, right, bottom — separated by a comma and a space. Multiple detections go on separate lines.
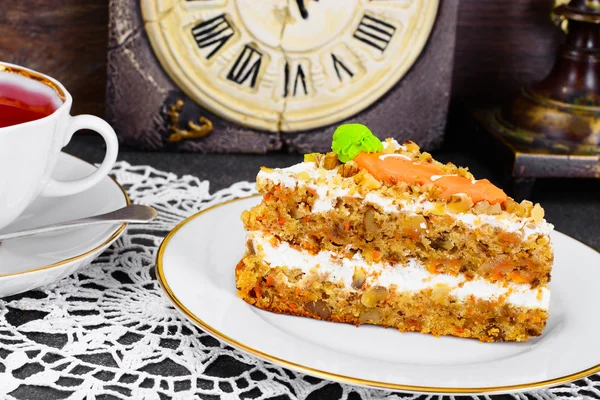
0, 161, 597, 400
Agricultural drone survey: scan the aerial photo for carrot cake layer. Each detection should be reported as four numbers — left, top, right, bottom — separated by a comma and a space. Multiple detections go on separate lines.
236, 232, 548, 342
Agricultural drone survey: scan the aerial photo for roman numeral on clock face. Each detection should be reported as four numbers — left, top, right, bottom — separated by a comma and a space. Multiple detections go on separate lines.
331, 53, 354, 82
353, 14, 396, 52
283, 62, 308, 97
227, 44, 263, 88
192, 14, 234, 59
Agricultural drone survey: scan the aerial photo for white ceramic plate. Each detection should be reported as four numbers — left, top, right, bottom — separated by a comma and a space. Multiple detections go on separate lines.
0, 152, 128, 297
157, 196, 600, 395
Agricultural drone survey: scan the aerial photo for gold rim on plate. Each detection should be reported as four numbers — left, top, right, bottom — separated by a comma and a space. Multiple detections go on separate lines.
156, 196, 600, 394
0, 153, 130, 278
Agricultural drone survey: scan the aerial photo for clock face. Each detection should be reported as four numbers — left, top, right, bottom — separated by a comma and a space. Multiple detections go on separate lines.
141, 0, 438, 132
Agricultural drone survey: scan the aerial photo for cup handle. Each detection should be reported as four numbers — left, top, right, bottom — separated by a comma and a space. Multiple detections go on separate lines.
41, 115, 119, 197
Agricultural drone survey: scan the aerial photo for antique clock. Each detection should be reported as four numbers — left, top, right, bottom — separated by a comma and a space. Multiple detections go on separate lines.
107, 0, 458, 152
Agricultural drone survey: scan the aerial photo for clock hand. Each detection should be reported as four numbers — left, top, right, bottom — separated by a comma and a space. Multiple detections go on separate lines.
295, 0, 318, 20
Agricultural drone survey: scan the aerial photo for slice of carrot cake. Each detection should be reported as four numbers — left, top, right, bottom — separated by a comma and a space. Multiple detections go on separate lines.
235, 124, 553, 342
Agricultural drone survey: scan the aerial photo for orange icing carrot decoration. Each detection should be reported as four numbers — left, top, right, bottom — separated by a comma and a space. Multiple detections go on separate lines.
354, 152, 507, 204
354, 153, 441, 185
435, 175, 507, 204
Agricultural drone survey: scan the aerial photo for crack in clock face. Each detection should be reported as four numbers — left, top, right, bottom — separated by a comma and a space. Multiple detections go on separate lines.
142, 0, 439, 132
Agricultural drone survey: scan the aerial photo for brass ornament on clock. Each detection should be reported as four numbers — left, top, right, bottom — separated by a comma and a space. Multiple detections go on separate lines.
141, 0, 439, 132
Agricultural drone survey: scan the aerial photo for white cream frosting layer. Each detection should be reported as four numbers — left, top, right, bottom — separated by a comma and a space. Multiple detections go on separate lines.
256, 162, 554, 240
249, 232, 550, 310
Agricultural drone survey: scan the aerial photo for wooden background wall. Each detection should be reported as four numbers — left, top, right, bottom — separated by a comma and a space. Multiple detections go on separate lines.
0, 0, 564, 116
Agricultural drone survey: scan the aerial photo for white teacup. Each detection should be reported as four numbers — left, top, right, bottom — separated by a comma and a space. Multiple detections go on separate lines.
0, 62, 118, 230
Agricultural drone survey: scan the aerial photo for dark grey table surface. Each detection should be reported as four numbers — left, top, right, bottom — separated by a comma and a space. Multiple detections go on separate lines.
7, 134, 594, 400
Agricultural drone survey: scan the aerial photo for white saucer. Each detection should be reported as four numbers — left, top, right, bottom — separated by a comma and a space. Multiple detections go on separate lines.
157, 196, 600, 395
0, 152, 128, 297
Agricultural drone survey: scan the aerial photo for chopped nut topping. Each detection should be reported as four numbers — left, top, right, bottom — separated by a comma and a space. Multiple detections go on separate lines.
363, 208, 379, 232
359, 309, 381, 324
314, 154, 324, 167
304, 153, 316, 162
352, 268, 367, 289
304, 300, 331, 320
431, 238, 454, 251
421, 183, 436, 194
331, 174, 342, 186
296, 171, 311, 182
473, 200, 489, 215
487, 202, 502, 215
473, 200, 503, 215
457, 167, 474, 181
447, 193, 474, 214
396, 182, 409, 192
419, 152, 433, 163
361, 286, 389, 307
338, 162, 359, 177
323, 152, 339, 170
245, 239, 255, 255
520, 200, 534, 215
404, 140, 420, 153
431, 283, 452, 305
503, 198, 518, 213
405, 215, 426, 231
304, 153, 323, 166
536, 235, 550, 245
356, 171, 382, 191
531, 203, 545, 224
425, 203, 446, 216
487, 327, 501, 338
513, 204, 527, 218
381, 141, 397, 154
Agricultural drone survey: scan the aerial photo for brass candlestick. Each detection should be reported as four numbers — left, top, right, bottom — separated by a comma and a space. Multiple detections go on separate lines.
475, 0, 600, 199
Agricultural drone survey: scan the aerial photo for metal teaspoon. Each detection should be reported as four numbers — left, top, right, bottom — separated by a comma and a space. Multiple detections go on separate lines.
0, 204, 158, 241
